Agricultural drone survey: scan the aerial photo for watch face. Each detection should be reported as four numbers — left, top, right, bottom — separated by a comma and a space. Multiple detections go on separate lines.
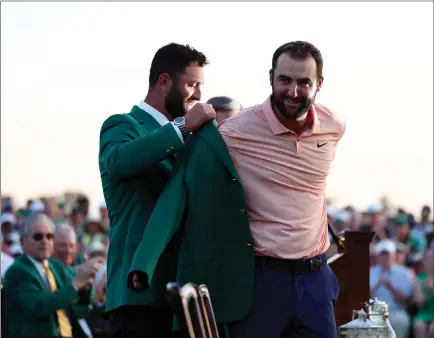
174, 117, 185, 125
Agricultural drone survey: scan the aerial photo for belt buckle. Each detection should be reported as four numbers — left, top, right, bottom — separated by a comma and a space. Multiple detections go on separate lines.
310, 258, 323, 271
309, 259, 314, 271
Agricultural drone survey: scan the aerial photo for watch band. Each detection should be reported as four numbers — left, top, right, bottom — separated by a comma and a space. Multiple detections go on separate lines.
178, 123, 189, 138
174, 117, 190, 138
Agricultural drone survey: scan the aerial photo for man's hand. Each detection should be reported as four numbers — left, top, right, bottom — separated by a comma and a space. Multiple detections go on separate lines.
371, 274, 391, 295
131, 272, 142, 289
379, 275, 391, 288
185, 103, 216, 132
72, 257, 104, 290
128, 271, 148, 291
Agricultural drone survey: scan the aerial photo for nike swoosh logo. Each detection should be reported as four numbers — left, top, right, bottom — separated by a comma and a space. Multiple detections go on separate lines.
317, 142, 328, 148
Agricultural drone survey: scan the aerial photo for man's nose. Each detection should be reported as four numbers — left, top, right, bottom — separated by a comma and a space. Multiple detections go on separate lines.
287, 83, 299, 98
193, 86, 202, 101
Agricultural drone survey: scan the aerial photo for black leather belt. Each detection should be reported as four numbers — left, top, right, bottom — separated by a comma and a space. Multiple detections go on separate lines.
255, 254, 326, 275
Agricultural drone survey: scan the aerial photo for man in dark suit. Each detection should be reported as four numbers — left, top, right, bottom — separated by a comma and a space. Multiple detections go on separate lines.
2, 213, 103, 338
98, 42, 217, 338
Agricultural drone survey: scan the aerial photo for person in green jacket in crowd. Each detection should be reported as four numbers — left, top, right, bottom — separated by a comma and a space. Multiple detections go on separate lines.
3, 213, 103, 338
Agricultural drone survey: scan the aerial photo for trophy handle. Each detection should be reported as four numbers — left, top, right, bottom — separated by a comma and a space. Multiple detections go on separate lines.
196, 284, 219, 338
167, 282, 208, 338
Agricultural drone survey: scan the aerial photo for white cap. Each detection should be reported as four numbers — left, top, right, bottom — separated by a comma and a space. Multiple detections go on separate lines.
10, 243, 23, 256
30, 200, 45, 213
1, 213, 16, 225
375, 239, 396, 255
85, 214, 103, 224
8, 231, 20, 243
335, 211, 351, 223
367, 204, 382, 214
87, 241, 107, 254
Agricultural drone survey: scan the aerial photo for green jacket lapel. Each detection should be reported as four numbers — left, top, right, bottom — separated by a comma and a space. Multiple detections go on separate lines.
21, 255, 50, 292
197, 122, 240, 181
129, 105, 174, 173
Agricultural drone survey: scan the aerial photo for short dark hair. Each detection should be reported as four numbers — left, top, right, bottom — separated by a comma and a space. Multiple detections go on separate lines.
206, 96, 241, 111
149, 43, 209, 87
76, 195, 89, 206
271, 41, 323, 78
422, 205, 431, 213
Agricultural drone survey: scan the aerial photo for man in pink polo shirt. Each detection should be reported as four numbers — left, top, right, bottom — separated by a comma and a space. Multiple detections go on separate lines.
219, 41, 346, 337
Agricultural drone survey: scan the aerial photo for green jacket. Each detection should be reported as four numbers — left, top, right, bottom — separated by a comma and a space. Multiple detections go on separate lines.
99, 105, 184, 311
2, 255, 87, 338
129, 122, 255, 326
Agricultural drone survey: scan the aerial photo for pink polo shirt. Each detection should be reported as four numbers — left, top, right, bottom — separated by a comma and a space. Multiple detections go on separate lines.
219, 97, 346, 259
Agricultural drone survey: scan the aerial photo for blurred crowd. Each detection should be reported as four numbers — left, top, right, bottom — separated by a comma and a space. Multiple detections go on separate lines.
0, 195, 432, 338
1, 195, 112, 338
327, 203, 434, 338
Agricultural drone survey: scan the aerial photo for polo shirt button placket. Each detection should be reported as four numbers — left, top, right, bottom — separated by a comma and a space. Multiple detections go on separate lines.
295, 138, 301, 154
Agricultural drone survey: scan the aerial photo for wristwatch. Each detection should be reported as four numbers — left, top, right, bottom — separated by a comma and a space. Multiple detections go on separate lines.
173, 117, 190, 139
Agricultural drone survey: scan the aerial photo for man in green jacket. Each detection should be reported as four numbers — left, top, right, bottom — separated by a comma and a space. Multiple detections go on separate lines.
2, 213, 102, 338
52, 223, 98, 333
98, 42, 216, 338
129, 121, 256, 334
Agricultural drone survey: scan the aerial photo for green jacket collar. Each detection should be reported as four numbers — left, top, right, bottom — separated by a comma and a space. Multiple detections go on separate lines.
21, 255, 63, 291
197, 122, 240, 181
130, 105, 162, 130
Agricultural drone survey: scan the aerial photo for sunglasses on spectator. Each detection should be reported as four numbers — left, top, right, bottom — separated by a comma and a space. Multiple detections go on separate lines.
32, 233, 54, 241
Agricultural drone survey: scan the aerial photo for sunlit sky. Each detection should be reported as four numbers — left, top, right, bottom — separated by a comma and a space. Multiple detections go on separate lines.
1, 2, 433, 214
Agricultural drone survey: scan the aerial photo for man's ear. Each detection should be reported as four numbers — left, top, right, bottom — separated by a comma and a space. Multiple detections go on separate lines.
157, 73, 172, 93
269, 69, 273, 87
316, 76, 324, 93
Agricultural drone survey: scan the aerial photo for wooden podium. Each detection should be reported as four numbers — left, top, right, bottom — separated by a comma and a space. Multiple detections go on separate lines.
328, 231, 375, 326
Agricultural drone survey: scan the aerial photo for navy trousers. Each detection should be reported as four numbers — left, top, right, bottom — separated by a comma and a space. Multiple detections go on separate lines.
230, 255, 339, 338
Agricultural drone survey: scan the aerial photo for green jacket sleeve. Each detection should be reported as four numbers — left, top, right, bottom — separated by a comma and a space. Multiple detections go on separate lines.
99, 114, 183, 179
3, 267, 79, 317
128, 164, 187, 288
